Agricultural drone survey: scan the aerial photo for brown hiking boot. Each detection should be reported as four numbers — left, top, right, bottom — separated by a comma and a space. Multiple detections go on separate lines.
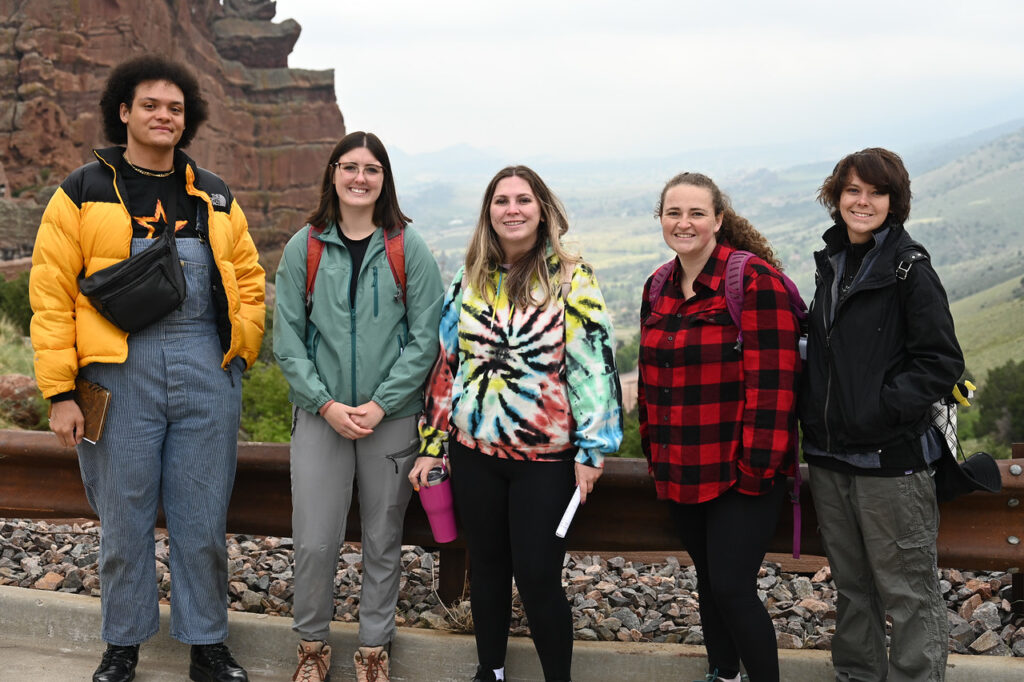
352, 646, 389, 682
292, 640, 331, 682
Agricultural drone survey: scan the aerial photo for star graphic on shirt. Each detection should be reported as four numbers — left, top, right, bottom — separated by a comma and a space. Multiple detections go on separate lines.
133, 199, 188, 238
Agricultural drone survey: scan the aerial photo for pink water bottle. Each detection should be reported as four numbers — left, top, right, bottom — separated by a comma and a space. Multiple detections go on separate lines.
418, 465, 457, 543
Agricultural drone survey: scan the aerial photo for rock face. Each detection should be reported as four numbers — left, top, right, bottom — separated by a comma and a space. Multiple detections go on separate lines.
0, 373, 41, 427
0, 0, 345, 270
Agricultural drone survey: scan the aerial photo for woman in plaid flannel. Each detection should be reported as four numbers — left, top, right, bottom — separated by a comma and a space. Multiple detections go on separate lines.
638, 173, 801, 682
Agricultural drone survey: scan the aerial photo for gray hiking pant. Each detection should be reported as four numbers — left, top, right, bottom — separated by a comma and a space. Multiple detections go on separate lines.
290, 407, 418, 645
809, 466, 948, 682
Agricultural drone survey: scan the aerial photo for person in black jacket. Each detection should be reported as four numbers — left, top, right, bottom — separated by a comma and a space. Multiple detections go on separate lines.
800, 148, 963, 682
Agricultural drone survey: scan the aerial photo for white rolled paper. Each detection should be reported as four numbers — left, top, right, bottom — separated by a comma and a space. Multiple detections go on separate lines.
555, 486, 582, 538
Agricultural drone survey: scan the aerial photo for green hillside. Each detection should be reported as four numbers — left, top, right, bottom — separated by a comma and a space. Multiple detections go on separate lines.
411, 124, 1024, 343
907, 128, 1024, 300
701, 126, 1024, 301
951, 273, 1024, 382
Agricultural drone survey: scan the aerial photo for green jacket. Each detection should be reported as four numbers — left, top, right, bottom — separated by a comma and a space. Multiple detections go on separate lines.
274, 223, 444, 418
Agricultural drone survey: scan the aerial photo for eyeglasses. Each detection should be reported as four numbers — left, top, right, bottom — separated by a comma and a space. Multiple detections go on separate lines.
331, 162, 384, 179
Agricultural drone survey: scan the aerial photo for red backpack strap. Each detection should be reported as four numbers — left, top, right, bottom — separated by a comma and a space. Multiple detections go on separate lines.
647, 260, 675, 309
384, 225, 406, 306
724, 250, 754, 348
305, 224, 327, 310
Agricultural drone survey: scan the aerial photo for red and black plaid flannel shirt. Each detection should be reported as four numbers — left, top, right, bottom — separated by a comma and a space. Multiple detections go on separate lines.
638, 243, 800, 504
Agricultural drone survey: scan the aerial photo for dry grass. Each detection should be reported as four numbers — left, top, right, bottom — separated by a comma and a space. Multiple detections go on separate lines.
0, 315, 34, 376
426, 558, 528, 634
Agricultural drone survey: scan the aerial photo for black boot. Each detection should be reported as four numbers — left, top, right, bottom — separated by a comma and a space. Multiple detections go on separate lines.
92, 644, 139, 682
189, 643, 248, 681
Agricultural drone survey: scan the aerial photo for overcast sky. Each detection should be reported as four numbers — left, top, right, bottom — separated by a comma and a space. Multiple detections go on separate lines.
281, 0, 1024, 163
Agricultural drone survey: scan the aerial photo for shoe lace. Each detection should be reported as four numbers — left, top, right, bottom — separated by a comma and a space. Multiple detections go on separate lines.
364, 650, 389, 682
101, 646, 136, 667
292, 648, 329, 682
200, 643, 238, 670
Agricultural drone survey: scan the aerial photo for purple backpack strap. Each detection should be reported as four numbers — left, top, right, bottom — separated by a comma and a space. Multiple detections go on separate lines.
647, 260, 675, 308
724, 250, 754, 348
791, 459, 802, 559
724, 249, 804, 557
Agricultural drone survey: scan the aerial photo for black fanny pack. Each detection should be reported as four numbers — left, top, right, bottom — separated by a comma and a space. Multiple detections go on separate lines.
78, 201, 186, 333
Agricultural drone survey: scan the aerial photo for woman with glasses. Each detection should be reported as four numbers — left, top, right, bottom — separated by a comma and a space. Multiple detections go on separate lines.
411, 165, 622, 682
274, 131, 444, 682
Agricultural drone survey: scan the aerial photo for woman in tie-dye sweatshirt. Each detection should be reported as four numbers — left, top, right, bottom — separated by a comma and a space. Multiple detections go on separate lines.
410, 165, 622, 682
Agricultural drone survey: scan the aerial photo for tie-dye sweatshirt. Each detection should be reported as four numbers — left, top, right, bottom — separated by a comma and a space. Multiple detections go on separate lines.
418, 257, 623, 467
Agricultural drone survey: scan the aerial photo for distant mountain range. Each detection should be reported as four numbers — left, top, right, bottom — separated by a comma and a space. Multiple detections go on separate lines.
396, 120, 1024, 381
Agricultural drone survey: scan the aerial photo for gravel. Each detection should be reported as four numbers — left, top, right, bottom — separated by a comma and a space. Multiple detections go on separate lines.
2, 518, 1022, 657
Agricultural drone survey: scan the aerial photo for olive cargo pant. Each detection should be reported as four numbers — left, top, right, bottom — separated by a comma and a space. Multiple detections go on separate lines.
809, 466, 947, 682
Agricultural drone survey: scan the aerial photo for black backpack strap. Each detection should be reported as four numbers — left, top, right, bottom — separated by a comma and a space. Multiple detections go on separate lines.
892, 245, 928, 327
896, 249, 927, 281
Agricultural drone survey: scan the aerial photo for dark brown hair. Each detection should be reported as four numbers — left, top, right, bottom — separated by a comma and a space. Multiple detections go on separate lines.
817, 147, 912, 225
656, 172, 782, 270
99, 56, 208, 149
305, 131, 410, 231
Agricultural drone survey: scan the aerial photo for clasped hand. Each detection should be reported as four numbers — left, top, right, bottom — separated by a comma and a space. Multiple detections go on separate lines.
321, 400, 384, 439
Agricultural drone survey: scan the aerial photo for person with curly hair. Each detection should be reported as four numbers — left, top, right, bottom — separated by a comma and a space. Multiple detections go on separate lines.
801, 148, 963, 681
638, 173, 801, 682
30, 55, 265, 682
412, 166, 623, 682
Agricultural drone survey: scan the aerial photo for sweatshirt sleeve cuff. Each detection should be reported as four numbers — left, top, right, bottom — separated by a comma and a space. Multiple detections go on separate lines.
575, 448, 605, 468
418, 424, 447, 457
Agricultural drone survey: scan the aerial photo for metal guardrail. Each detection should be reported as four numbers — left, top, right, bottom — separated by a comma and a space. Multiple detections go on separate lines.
1, 430, 1021, 607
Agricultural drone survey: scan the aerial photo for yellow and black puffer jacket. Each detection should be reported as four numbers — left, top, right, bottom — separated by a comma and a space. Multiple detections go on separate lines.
29, 146, 266, 399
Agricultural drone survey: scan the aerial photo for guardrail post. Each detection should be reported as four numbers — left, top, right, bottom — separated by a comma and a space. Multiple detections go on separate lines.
438, 547, 467, 605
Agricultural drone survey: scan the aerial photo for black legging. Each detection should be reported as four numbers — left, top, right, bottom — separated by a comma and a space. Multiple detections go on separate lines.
669, 482, 786, 682
450, 440, 576, 682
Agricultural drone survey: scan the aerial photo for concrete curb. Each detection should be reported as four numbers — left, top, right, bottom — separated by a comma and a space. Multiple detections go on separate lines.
1, 585, 1021, 681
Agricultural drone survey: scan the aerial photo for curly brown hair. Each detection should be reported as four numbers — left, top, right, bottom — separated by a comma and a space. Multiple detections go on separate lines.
656, 172, 782, 270
817, 147, 912, 225
99, 55, 208, 149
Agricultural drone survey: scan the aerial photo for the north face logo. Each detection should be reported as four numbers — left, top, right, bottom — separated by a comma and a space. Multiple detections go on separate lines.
209, 193, 227, 207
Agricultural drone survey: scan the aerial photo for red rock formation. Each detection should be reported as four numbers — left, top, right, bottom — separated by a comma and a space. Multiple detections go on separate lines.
0, 373, 43, 427
0, 0, 345, 270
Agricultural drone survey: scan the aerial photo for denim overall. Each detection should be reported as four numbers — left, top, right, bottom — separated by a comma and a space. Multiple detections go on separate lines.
78, 237, 243, 646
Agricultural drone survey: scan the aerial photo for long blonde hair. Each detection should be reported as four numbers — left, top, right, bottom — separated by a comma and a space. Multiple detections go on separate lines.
465, 165, 580, 307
